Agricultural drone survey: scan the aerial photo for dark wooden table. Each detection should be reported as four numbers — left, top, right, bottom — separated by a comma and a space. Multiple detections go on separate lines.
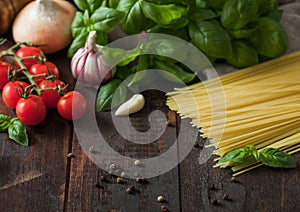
1, 32, 300, 212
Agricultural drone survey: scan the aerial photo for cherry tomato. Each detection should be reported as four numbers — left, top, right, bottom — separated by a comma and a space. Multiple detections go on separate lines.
16, 95, 47, 126
2, 81, 29, 108
57, 91, 86, 120
39, 79, 67, 108
0, 62, 14, 89
15, 46, 44, 70
29, 61, 60, 84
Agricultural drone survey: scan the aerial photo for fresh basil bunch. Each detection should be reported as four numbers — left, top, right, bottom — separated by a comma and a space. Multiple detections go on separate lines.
69, 0, 288, 111
70, 0, 288, 67
218, 144, 296, 169
0, 114, 28, 146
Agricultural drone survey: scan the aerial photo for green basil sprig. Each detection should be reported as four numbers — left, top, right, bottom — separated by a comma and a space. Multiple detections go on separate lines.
218, 144, 296, 169
0, 115, 28, 146
68, 1, 125, 58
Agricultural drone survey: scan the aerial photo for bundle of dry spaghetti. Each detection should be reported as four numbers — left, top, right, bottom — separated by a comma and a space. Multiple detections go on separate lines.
166, 51, 300, 176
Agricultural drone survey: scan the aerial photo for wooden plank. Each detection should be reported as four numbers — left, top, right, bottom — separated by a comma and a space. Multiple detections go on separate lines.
66, 91, 181, 211
0, 33, 74, 211
179, 119, 300, 211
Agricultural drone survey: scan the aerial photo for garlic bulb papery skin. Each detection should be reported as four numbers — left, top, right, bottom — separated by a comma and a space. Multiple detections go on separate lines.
71, 31, 114, 88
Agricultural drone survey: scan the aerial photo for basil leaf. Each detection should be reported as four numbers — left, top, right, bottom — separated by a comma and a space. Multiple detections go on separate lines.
8, 118, 28, 146
90, 7, 125, 33
0, 114, 12, 132
95, 31, 108, 46
230, 27, 256, 39
147, 26, 189, 41
258, 148, 296, 168
221, 0, 259, 30
128, 55, 150, 87
71, 11, 88, 38
248, 17, 288, 58
116, 66, 136, 80
226, 40, 258, 68
108, 0, 119, 8
258, 0, 278, 15
118, 0, 155, 35
219, 145, 256, 163
267, 9, 283, 21
68, 32, 88, 58
188, 21, 232, 58
101, 46, 140, 67
145, 0, 194, 6
140, 1, 188, 26
206, 0, 227, 11
74, 0, 104, 14
154, 60, 195, 84
97, 79, 124, 112
188, 8, 216, 22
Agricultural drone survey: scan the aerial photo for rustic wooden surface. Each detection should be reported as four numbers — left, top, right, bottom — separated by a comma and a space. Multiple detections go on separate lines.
1, 32, 300, 212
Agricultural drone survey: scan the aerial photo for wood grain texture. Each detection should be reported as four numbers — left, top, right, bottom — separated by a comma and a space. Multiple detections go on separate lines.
66, 91, 181, 211
0, 33, 74, 211
179, 119, 300, 212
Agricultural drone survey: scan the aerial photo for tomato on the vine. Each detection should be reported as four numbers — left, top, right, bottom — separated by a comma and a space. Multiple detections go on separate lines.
29, 61, 60, 84
16, 95, 47, 126
2, 81, 29, 108
57, 91, 86, 120
0, 62, 14, 89
15, 46, 44, 70
39, 79, 67, 108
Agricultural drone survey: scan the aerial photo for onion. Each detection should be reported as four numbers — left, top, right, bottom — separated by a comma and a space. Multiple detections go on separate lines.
12, 0, 77, 54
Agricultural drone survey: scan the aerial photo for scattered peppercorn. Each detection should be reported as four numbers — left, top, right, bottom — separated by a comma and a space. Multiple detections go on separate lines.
157, 195, 165, 202
223, 194, 231, 200
88, 146, 95, 152
134, 160, 141, 166
161, 205, 168, 212
120, 172, 126, 177
117, 177, 123, 184
66, 153, 74, 158
126, 187, 133, 194
109, 163, 116, 169
100, 175, 107, 182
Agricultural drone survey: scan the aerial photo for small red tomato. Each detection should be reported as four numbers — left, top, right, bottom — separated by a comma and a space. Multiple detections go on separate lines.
15, 46, 44, 70
57, 91, 86, 120
29, 61, 60, 84
0, 62, 14, 89
16, 95, 47, 126
2, 81, 29, 108
39, 79, 67, 108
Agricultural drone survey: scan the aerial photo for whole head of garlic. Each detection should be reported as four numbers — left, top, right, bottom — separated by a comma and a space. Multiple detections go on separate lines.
71, 31, 115, 88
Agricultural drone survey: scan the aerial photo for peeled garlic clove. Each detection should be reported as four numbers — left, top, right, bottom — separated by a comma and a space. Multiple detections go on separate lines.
115, 94, 145, 116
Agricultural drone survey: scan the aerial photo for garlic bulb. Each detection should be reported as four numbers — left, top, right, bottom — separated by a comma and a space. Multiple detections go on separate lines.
115, 94, 145, 116
71, 31, 114, 87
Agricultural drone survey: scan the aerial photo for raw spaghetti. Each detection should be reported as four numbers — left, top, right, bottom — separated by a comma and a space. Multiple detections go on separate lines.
166, 51, 300, 176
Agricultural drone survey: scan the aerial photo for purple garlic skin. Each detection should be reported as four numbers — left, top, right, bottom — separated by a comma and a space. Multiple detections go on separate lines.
71, 31, 113, 87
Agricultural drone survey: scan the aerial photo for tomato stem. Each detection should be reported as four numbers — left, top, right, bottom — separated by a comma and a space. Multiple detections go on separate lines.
1, 43, 62, 97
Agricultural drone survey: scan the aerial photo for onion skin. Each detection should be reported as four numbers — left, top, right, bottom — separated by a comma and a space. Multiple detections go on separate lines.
12, 0, 77, 54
